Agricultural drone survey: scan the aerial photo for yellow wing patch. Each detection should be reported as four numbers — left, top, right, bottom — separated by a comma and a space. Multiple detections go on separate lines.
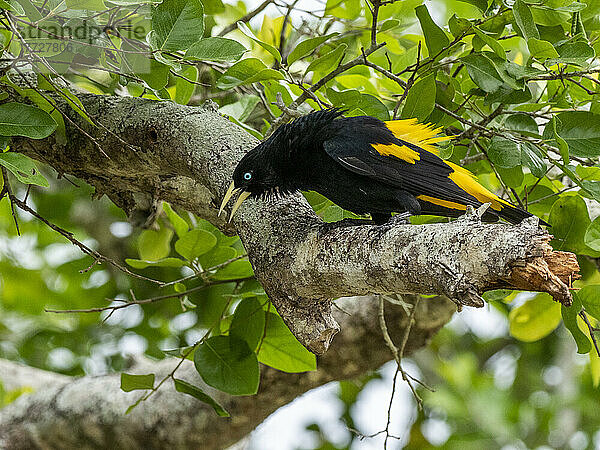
372, 143, 420, 164
384, 118, 512, 212
445, 161, 512, 211
385, 119, 450, 154
417, 195, 467, 211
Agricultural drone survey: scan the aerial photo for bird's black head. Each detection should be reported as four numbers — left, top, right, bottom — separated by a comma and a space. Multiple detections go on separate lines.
219, 108, 345, 220
218, 141, 286, 222
231, 143, 279, 196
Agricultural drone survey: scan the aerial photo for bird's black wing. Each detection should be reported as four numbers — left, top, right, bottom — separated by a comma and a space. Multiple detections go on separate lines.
322, 116, 534, 224
322, 122, 483, 208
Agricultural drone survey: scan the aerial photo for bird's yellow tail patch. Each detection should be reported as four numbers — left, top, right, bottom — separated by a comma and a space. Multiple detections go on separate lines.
385, 119, 450, 154
445, 161, 511, 211
372, 143, 420, 164
386, 118, 513, 213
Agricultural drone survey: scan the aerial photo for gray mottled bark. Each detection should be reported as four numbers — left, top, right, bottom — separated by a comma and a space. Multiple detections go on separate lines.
0, 296, 455, 450
13, 94, 577, 354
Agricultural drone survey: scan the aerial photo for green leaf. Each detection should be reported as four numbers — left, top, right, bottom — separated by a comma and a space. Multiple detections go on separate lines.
0, 0, 25, 14
212, 259, 254, 280
457, 0, 487, 12
175, 229, 217, 261
581, 181, 600, 203
415, 4, 450, 57
505, 113, 539, 135
543, 112, 600, 158
520, 142, 546, 178
173, 65, 198, 105
230, 297, 266, 351
462, 54, 504, 93
66, 0, 106, 10
194, 335, 259, 396
173, 378, 230, 416
151, 0, 204, 51
326, 88, 389, 121
185, 37, 246, 62
446, 15, 467, 38
202, 0, 224, 14
562, 294, 592, 354
553, 122, 570, 165
591, 347, 600, 388
448, 14, 472, 38
503, 61, 545, 81
325, 0, 361, 20
125, 257, 185, 269
217, 58, 284, 89
258, 313, 316, 373
352, 94, 389, 121
483, 54, 523, 91
576, 165, 600, 181
509, 294, 561, 342
380, 19, 400, 33
55, 87, 95, 126
237, 21, 281, 63
496, 165, 523, 188
549, 195, 598, 255
553, 41, 595, 65
513, 0, 540, 40
400, 74, 436, 122
0, 152, 48, 187
287, 33, 338, 65
585, 217, 600, 251
487, 137, 521, 168
198, 246, 237, 270
577, 285, 600, 321
120, 373, 155, 392
219, 96, 260, 122
571, 9, 586, 36
305, 43, 347, 75
120, 40, 169, 91
173, 282, 187, 293
129, 57, 171, 91
527, 38, 559, 60
473, 28, 505, 59
137, 227, 173, 261
163, 202, 189, 237
0, 103, 57, 139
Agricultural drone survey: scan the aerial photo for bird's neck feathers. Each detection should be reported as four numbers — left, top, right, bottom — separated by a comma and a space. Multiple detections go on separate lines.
263, 108, 345, 158
251, 109, 344, 191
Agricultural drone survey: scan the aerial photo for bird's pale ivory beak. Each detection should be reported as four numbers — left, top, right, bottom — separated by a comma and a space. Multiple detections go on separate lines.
218, 181, 251, 222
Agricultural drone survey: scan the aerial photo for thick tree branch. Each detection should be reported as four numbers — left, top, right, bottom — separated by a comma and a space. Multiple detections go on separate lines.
12, 94, 578, 354
0, 296, 456, 449
0, 360, 71, 391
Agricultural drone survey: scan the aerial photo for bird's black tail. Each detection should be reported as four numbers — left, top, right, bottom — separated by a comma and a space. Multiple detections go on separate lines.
496, 202, 549, 226
418, 198, 548, 226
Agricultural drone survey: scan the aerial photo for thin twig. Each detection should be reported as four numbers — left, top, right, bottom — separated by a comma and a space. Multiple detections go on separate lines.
218, 0, 274, 37
160, 253, 248, 288
45, 276, 254, 314
0, 168, 21, 236
580, 311, 600, 358
7, 188, 162, 285
127, 287, 239, 411
377, 295, 430, 448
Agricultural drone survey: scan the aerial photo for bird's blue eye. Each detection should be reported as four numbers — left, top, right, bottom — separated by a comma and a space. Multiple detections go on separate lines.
243, 172, 252, 181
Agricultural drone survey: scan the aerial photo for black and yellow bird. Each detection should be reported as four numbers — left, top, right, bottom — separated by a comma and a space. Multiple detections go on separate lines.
219, 108, 538, 225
